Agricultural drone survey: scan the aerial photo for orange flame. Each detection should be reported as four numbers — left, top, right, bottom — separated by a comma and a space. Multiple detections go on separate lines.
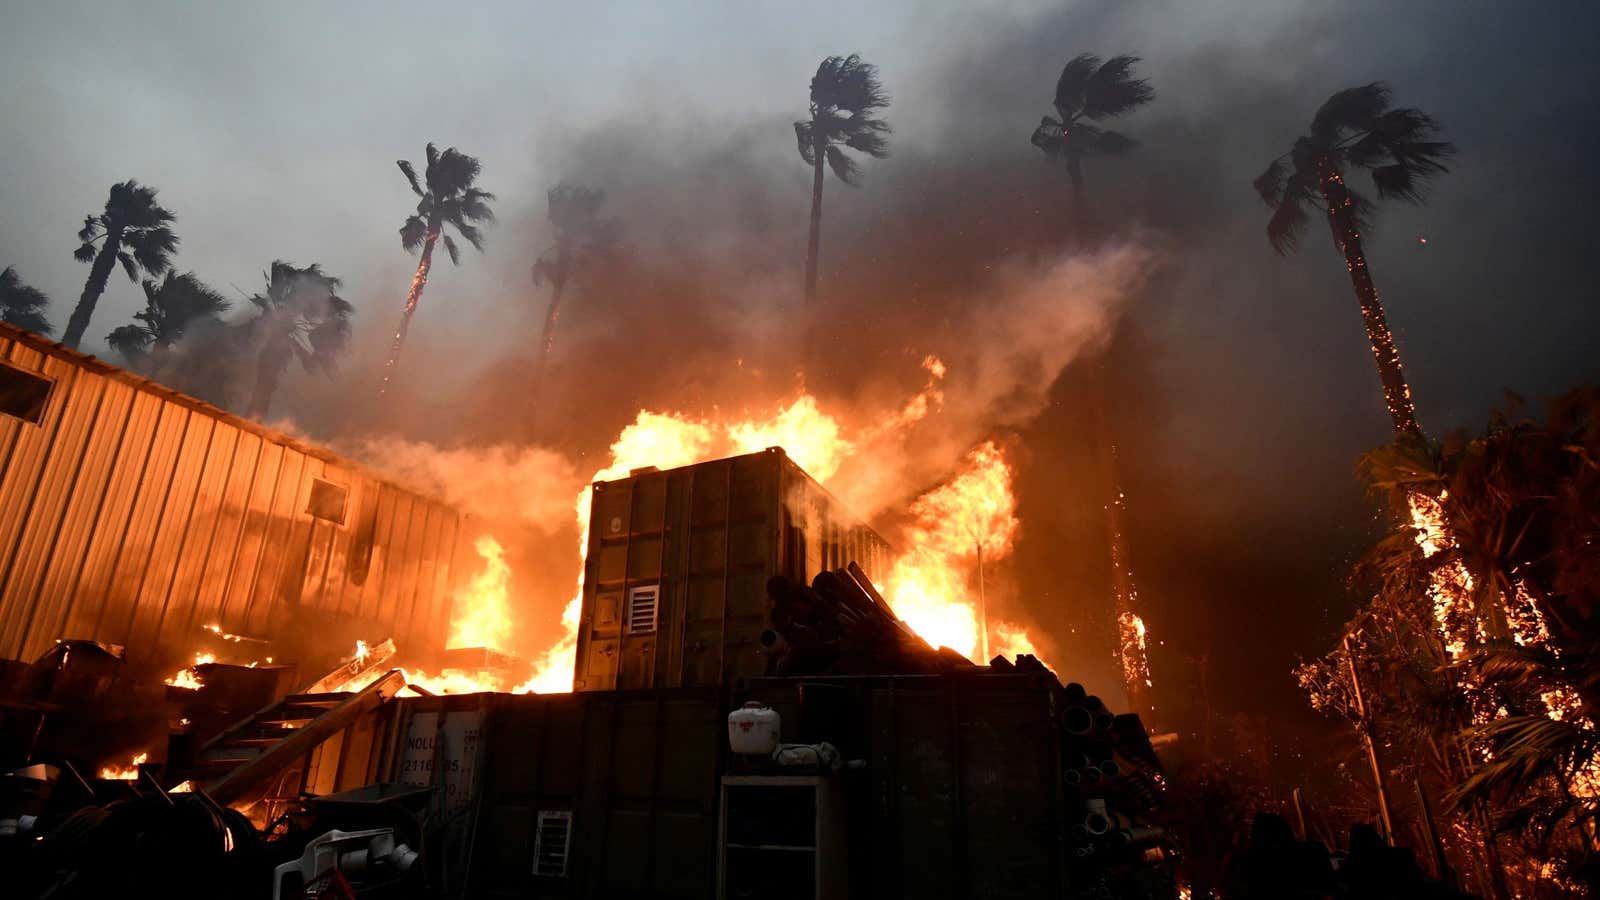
164, 652, 216, 690
98, 751, 148, 780
447, 536, 513, 651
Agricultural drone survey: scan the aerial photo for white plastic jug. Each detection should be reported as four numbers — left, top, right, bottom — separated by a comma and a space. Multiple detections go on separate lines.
727, 701, 781, 755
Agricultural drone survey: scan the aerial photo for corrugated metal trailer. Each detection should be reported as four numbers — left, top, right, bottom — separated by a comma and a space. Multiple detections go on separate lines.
0, 322, 472, 671
574, 448, 892, 691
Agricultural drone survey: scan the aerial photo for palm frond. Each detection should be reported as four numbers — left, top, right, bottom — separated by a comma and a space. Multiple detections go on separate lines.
843, 124, 890, 158
810, 54, 889, 115
400, 215, 428, 254
397, 159, 424, 196
117, 252, 139, 283
1082, 54, 1154, 119
126, 225, 179, 275
1311, 82, 1391, 142
0, 266, 54, 336
1253, 158, 1288, 205
451, 221, 485, 252
77, 216, 100, 243
1052, 53, 1101, 119
105, 324, 153, 363
794, 120, 818, 164
73, 243, 97, 264
1031, 116, 1067, 158
1080, 126, 1137, 155
824, 144, 861, 186
442, 234, 461, 266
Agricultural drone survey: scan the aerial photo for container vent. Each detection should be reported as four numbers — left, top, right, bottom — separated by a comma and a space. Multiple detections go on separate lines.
533, 810, 573, 877
627, 585, 659, 635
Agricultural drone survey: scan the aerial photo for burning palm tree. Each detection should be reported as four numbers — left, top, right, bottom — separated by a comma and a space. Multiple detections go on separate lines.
1031, 54, 1153, 234
0, 266, 53, 336
106, 271, 229, 373
244, 261, 352, 418
381, 143, 495, 395
66, 180, 179, 348
1254, 83, 1453, 437
795, 54, 890, 308
529, 184, 619, 418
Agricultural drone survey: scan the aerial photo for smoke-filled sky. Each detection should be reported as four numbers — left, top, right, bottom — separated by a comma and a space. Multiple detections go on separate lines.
4, 1, 1598, 763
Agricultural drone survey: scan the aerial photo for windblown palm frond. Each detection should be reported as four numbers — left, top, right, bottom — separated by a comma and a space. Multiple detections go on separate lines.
0, 266, 54, 335
794, 54, 892, 188
395, 144, 496, 263
1257, 83, 1453, 255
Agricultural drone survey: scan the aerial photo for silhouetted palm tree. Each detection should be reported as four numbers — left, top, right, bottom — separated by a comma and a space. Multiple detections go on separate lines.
1255, 83, 1452, 437
106, 271, 229, 372
244, 262, 352, 418
0, 266, 53, 335
529, 184, 619, 415
1031, 54, 1153, 233
381, 144, 495, 394
66, 180, 179, 348
795, 54, 890, 308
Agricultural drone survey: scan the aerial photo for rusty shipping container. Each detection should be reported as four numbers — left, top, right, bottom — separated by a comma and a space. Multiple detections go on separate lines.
574, 448, 892, 691
0, 322, 473, 672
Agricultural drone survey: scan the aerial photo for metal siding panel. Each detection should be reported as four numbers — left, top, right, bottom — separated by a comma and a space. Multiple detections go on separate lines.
0, 341, 44, 495
390, 495, 434, 646
69, 389, 163, 643
38, 379, 137, 646
268, 455, 323, 631
96, 401, 192, 653
159, 422, 241, 641
191, 431, 263, 634
243, 449, 306, 636
417, 506, 461, 656
312, 466, 356, 617
373, 491, 418, 630
0, 354, 82, 657
124, 412, 217, 665
0, 364, 106, 657
359, 485, 401, 622
397, 501, 444, 647
220, 441, 285, 630
299, 463, 343, 615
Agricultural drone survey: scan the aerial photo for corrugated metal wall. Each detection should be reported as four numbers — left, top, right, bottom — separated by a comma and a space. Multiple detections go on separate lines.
0, 323, 469, 669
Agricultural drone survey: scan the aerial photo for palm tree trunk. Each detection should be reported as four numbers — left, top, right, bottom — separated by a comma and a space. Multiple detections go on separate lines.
1319, 168, 1421, 438
1090, 364, 1147, 717
379, 220, 439, 396
527, 274, 567, 424
63, 229, 122, 348
1066, 154, 1087, 239
247, 344, 285, 419
803, 143, 825, 307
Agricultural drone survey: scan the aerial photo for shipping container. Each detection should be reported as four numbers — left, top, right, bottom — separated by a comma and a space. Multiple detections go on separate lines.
574, 448, 892, 691
736, 672, 1073, 899
0, 322, 474, 673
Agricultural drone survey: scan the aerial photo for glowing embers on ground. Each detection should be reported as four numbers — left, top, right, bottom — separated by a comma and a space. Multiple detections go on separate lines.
97, 752, 147, 780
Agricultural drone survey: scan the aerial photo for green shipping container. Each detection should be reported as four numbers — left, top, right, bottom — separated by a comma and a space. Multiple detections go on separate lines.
574, 448, 891, 691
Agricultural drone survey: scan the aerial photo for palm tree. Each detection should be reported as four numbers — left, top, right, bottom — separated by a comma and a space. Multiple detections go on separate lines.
244, 262, 352, 418
66, 180, 179, 348
106, 271, 229, 372
795, 54, 890, 308
529, 184, 619, 415
1254, 83, 1453, 437
0, 266, 53, 335
1030, 54, 1153, 233
381, 144, 495, 394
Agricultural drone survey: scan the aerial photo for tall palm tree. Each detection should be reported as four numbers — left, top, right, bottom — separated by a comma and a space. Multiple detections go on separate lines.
1254, 83, 1453, 437
244, 261, 352, 418
1031, 54, 1154, 715
381, 143, 495, 394
106, 271, 229, 372
795, 54, 890, 308
66, 180, 179, 348
1031, 54, 1153, 233
0, 266, 53, 336
529, 184, 618, 415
